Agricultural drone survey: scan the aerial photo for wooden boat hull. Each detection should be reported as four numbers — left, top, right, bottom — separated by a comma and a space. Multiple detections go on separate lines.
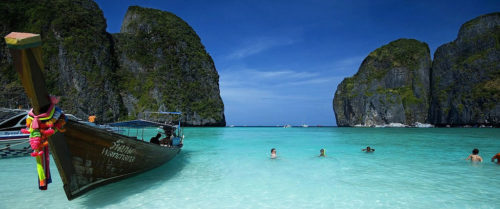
4, 32, 183, 200
50, 120, 181, 200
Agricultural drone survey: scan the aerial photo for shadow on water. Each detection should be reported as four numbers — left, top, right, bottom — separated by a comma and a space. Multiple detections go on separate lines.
78, 150, 191, 208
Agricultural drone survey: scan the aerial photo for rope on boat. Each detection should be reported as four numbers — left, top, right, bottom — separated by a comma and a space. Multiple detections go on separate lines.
0, 140, 30, 150
22, 96, 66, 190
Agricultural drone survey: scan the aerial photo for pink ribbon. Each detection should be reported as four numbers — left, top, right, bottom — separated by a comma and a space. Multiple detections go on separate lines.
28, 96, 59, 129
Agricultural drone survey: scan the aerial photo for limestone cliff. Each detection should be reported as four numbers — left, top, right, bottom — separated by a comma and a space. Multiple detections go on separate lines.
0, 0, 124, 123
0, 1, 226, 126
430, 13, 500, 127
113, 6, 225, 126
333, 39, 431, 127
333, 12, 500, 127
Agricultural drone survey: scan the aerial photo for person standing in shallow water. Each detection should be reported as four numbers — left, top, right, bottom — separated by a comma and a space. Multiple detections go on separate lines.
271, 148, 277, 159
491, 153, 500, 164
319, 149, 326, 157
466, 148, 483, 162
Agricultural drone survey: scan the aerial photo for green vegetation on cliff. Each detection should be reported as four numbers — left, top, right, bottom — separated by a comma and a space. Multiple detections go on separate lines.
0, 0, 124, 122
114, 6, 225, 125
0, 2, 225, 126
430, 12, 500, 126
333, 38, 431, 126
334, 12, 500, 127
361, 39, 429, 80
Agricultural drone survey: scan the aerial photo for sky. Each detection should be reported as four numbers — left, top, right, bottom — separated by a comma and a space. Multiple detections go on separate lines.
95, 0, 500, 126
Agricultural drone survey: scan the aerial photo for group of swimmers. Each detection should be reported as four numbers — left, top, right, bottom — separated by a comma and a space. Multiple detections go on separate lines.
270, 147, 500, 164
270, 146, 375, 159
466, 148, 500, 164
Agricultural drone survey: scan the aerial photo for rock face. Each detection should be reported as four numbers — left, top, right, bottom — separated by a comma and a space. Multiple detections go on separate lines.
430, 13, 500, 127
0, 0, 123, 123
333, 13, 500, 127
0, 2, 225, 126
333, 39, 431, 127
113, 6, 225, 126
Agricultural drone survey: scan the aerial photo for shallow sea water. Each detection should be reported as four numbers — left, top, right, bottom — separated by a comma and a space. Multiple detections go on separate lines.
1, 127, 500, 209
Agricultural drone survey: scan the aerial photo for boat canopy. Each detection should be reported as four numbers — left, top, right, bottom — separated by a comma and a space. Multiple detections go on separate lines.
107, 119, 167, 128
108, 112, 182, 128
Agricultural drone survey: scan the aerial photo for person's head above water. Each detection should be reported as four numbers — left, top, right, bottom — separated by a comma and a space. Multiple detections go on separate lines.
320, 148, 326, 156
271, 148, 277, 158
363, 146, 374, 152
472, 148, 479, 155
492, 153, 500, 163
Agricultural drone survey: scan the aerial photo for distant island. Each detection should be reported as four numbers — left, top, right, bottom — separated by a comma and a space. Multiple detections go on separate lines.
0, 1, 225, 126
333, 12, 500, 127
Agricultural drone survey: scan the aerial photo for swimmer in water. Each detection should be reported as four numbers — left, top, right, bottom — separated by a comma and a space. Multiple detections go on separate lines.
491, 153, 500, 164
319, 148, 326, 157
271, 148, 277, 159
362, 146, 375, 152
466, 148, 483, 162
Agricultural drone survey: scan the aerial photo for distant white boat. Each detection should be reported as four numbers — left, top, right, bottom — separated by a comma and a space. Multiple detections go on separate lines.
283, 124, 292, 128
301, 124, 309, 128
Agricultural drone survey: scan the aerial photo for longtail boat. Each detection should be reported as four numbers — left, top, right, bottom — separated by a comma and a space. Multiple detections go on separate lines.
4, 32, 183, 200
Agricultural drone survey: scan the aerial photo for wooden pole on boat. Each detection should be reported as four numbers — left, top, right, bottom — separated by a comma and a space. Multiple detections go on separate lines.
4, 32, 75, 199
4, 32, 50, 114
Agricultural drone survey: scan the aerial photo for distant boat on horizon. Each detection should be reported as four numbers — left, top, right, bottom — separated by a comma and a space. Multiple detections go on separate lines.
283, 124, 292, 128
301, 124, 309, 128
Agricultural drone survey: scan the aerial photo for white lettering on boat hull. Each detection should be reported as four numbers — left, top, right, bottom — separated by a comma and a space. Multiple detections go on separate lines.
101, 140, 136, 163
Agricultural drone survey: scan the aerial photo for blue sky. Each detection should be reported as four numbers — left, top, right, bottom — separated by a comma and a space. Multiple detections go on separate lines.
95, 0, 500, 126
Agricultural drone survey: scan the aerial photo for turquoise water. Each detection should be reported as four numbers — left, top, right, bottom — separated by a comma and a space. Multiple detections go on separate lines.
1, 127, 500, 208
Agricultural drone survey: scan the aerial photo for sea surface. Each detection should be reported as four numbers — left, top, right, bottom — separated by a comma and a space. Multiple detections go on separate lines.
1, 127, 500, 209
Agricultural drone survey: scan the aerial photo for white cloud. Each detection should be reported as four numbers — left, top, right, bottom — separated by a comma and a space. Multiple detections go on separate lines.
226, 37, 296, 60
326, 55, 365, 75
336, 55, 365, 66
220, 68, 320, 86
219, 67, 339, 105
219, 55, 365, 91
282, 76, 345, 86
218, 55, 365, 125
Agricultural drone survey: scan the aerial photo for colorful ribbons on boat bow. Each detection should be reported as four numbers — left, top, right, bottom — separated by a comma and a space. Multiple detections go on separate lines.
21, 96, 66, 190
